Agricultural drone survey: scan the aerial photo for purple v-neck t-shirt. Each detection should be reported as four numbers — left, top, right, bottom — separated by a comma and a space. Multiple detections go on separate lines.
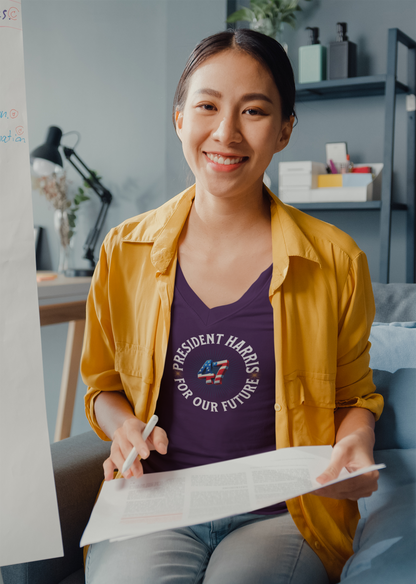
142, 263, 287, 515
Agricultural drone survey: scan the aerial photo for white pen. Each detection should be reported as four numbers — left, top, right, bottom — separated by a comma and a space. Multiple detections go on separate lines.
121, 415, 159, 475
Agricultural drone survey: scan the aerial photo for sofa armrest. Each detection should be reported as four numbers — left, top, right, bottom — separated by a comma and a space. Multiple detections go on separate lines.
340, 449, 416, 583
2, 431, 110, 584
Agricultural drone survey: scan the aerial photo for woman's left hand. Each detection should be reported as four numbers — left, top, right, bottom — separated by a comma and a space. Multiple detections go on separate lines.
313, 413, 379, 501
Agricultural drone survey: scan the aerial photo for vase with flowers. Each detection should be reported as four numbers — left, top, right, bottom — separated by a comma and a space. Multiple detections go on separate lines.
32, 172, 91, 273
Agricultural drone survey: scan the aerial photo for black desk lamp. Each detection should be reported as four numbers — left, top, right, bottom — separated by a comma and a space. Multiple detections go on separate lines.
31, 126, 113, 277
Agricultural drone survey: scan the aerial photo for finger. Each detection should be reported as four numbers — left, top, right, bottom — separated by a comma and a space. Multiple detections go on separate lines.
147, 426, 169, 455
313, 470, 379, 500
126, 424, 169, 458
125, 424, 151, 459
116, 443, 144, 479
127, 457, 145, 479
103, 456, 117, 481
114, 431, 140, 465
316, 460, 345, 485
316, 444, 352, 485
110, 439, 136, 478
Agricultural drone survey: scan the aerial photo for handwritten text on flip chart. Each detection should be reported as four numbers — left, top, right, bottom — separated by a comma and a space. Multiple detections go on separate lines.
0, 1, 21, 30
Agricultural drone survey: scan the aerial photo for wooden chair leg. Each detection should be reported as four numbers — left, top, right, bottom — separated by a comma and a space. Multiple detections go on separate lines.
54, 319, 86, 442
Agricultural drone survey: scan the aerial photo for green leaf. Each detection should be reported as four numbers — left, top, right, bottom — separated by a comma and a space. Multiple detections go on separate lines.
226, 7, 255, 23
282, 14, 296, 25
67, 214, 76, 229
74, 193, 90, 205
250, 0, 268, 9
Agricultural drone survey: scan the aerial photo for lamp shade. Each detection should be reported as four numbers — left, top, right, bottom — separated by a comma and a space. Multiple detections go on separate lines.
31, 126, 64, 175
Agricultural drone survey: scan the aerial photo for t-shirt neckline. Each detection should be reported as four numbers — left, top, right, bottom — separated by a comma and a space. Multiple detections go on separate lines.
175, 262, 273, 326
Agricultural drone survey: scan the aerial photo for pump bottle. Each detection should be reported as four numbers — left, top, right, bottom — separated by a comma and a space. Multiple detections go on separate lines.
298, 27, 327, 84
328, 22, 357, 79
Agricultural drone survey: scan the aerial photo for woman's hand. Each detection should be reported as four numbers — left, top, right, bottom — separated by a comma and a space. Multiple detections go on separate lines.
104, 416, 168, 481
312, 408, 379, 500
93, 391, 168, 481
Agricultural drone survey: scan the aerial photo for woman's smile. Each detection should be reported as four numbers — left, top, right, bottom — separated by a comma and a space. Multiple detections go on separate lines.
204, 151, 249, 172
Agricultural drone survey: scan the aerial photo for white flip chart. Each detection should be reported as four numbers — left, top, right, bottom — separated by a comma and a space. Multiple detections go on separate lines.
0, 0, 63, 566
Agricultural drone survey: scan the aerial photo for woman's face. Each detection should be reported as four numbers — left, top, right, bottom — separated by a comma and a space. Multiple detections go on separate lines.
176, 49, 293, 201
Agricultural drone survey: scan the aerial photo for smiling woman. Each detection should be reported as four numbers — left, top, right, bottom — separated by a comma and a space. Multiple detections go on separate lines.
174, 47, 293, 306
81, 29, 383, 584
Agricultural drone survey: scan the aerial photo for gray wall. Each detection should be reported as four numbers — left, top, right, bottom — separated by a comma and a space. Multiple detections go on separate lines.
24, 0, 415, 441
24, 0, 227, 441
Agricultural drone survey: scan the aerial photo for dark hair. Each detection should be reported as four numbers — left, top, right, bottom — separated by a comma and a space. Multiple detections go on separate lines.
172, 29, 296, 128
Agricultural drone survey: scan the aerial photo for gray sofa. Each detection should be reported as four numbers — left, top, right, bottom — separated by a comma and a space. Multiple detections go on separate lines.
2, 283, 415, 584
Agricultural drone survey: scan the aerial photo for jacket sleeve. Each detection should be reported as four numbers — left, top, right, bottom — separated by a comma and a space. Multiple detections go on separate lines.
81, 232, 124, 441
335, 251, 384, 420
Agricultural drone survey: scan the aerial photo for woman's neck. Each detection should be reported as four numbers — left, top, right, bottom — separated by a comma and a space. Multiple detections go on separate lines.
190, 180, 271, 242
178, 180, 273, 308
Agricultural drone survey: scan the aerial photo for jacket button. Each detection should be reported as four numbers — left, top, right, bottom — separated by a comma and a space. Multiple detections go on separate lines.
314, 541, 321, 550
274, 403, 282, 412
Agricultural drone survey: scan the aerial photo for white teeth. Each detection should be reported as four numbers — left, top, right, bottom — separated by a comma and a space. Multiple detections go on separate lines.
206, 153, 244, 165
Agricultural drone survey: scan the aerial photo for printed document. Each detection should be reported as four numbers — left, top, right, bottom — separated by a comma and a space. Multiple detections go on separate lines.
81, 446, 384, 546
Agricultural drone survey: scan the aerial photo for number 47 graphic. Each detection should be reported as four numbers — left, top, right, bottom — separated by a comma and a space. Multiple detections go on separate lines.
198, 360, 229, 385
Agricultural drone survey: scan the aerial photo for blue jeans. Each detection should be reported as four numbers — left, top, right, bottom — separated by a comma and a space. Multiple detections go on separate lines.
85, 511, 330, 584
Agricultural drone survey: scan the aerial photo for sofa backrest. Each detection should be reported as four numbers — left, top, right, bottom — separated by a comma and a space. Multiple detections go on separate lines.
372, 283, 416, 322
371, 283, 416, 451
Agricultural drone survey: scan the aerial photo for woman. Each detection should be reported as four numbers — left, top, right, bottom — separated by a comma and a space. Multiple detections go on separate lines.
82, 29, 383, 584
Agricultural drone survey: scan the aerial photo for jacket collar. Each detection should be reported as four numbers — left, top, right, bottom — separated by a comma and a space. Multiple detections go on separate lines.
267, 187, 321, 293
122, 184, 320, 281
122, 185, 196, 273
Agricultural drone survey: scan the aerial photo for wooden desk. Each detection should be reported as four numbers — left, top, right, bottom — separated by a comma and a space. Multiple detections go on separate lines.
37, 274, 91, 442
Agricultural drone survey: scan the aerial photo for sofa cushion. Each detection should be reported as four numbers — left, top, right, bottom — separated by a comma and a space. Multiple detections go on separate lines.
369, 322, 416, 451
369, 322, 416, 373
340, 449, 416, 583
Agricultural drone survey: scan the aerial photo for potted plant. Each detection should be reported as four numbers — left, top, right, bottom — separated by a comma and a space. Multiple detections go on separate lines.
227, 0, 312, 45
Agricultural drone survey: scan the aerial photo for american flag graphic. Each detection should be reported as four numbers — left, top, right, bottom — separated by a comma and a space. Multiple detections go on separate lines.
198, 359, 229, 385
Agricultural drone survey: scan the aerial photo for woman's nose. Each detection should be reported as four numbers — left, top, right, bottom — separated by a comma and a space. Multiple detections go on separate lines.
212, 116, 242, 143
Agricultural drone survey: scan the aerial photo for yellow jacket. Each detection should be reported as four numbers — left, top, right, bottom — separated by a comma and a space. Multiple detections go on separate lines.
82, 185, 383, 583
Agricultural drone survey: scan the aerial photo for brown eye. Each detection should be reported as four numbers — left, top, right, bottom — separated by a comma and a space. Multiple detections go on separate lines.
244, 108, 264, 116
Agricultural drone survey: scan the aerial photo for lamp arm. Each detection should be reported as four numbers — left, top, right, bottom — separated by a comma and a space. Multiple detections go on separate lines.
63, 147, 113, 204
62, 146, 113, 268
83, 200, 111, 266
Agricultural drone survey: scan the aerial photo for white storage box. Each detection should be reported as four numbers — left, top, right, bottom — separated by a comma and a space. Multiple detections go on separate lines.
278, 161, 326, 202
280, 174, 321, 188
279, 161, 327, 175
279, 164, 383, 204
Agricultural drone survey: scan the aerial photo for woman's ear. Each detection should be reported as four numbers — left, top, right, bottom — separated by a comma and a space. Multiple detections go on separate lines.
175, 110, 183, 140
274, 115, 295, 154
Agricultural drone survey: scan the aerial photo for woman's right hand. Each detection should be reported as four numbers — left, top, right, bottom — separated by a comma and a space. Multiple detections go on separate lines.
103, 416, 169, 481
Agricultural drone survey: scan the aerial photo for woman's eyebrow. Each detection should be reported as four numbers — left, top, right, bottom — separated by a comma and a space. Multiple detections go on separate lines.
193, 88, 222, 98
193, 88, 274, 104
241, 93, 274, 104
